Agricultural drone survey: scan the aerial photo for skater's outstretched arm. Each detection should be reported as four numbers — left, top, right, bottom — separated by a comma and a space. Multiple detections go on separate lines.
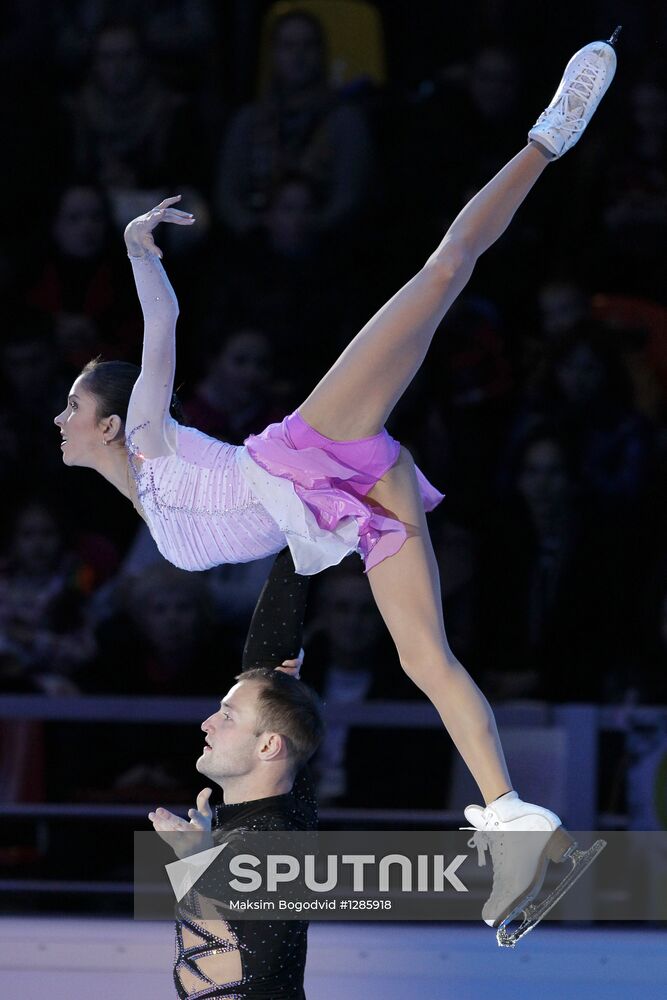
124, 196, 195, 458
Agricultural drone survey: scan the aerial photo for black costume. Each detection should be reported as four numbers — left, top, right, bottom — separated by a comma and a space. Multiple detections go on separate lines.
174, 549, 316, 999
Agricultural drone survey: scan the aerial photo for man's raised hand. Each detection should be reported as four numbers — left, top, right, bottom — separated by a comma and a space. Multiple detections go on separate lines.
148, 787, 213, 858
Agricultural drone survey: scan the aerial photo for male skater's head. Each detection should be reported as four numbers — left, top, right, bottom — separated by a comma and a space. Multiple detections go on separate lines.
197, 667, 324, 804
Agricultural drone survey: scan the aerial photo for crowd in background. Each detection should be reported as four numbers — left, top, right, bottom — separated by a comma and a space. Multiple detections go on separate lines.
0, 1, 666, 812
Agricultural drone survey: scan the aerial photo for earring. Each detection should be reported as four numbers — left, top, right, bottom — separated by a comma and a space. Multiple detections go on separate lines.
103, 439, 109, 446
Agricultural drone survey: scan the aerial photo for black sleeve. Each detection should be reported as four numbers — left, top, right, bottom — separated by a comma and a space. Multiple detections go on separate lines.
242, 547, 309, 669
241, 547, 317, 827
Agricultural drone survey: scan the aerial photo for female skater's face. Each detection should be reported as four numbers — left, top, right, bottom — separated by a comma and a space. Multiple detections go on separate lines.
53, 375, 108, 468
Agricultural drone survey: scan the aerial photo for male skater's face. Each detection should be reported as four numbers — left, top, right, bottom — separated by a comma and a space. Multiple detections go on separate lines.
197, 680, 264, 781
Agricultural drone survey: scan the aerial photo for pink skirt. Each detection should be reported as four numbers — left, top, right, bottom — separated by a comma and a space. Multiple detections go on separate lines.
240, 411, 443, 574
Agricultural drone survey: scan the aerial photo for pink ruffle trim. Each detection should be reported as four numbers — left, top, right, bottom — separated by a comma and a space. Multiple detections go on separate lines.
245, 413, 444, 572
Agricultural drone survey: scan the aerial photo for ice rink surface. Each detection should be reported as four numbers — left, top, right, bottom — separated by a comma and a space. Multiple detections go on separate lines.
1, 917, 666, 999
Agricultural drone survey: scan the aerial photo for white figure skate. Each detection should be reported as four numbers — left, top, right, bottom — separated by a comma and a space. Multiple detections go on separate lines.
528, 26, 621, 158
462, 791, 606, 948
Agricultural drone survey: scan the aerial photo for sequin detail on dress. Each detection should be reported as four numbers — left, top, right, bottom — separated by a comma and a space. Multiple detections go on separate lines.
125, 421, 286, 571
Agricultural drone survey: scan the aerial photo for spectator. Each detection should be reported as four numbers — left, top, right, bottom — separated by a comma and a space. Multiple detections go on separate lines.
587, 77, 667, 298
204, 173, 355, 393
24, 184, 140, 373
402, 45, 528, 243
0, 318, 69, 482
550, 332, 652, 513
0, 500, 96, 691
215, 9, 373, 235
185, 328, 285, 444
85, 563, 234, 696
51, 1, 220, 95
59, 20, 198, 191
476, 429, 627, 702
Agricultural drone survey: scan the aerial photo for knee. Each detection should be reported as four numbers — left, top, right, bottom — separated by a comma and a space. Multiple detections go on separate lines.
424, 238, 476, 286
399, 646, 461, 693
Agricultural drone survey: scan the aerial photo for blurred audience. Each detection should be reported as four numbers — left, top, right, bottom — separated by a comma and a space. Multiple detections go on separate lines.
24, 184, 139, 373
185, 327, 284, 443
549, 332, 652, 513
214, 9, 374, 236
0, 501, 97, 692
475, 429, 629, 702
51, 1, 220, 95
594, 77, 667, 298
59, 20, 200, 192
83, 563, 234, 696
0, 317, 69, 481
207, 171, 354, 392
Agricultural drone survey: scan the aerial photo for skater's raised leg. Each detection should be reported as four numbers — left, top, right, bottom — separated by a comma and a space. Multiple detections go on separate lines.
299, 29, 619, 444
299, 144, 549, 441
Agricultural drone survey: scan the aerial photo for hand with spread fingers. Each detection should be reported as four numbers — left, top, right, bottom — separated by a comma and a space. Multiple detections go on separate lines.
148, 787, 213, 858
124, 195, 195, 259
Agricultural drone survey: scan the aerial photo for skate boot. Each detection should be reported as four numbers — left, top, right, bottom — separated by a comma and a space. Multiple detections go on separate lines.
462, 791, 606, 947
528, 26, 621, 158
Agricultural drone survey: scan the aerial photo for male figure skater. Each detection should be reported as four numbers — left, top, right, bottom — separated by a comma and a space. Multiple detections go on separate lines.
149, 548, 323, 998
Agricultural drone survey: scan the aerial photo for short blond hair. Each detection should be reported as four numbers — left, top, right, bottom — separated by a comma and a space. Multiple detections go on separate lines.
237, 668, 324, 769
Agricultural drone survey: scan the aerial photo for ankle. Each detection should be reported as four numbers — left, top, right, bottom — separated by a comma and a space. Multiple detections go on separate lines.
528, 138, 556, 162
485, 788, 515, 807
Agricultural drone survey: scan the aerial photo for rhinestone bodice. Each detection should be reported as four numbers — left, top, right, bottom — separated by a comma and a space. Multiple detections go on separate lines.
126, 422, 286, 571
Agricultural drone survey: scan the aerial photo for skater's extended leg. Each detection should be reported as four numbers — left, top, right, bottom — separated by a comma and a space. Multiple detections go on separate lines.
366, 448, 512, 803
298, 143, 549, 441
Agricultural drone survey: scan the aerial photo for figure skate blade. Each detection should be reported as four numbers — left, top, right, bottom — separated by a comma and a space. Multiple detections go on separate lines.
496, 839, 607, 948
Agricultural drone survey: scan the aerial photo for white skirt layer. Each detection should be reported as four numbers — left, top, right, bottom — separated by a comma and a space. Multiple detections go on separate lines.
237, 448, 360, 576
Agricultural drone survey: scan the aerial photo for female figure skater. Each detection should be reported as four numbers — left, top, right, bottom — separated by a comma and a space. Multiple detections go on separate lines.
55, 36, 618, 926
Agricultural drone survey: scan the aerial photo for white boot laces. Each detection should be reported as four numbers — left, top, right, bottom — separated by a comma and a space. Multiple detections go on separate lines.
468, 830, 490, 867
467, 828, 507, 908
463, 805, 501, 866
541, 60, 600, 134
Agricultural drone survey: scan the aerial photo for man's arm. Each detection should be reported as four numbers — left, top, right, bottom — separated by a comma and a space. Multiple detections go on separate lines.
241, 548, 309, 671
241, 548, 317, 827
